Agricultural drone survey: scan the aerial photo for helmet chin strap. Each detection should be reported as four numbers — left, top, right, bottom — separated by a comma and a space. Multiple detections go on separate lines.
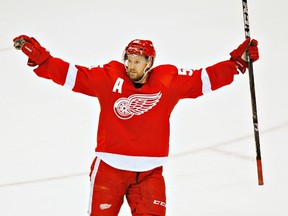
133, 64, 152, 83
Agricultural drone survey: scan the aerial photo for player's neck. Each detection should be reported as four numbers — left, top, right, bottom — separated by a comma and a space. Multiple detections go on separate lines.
133, 82, 144, 89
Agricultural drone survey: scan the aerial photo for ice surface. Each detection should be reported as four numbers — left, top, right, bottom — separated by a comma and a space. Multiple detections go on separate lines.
1, 0, 288, 215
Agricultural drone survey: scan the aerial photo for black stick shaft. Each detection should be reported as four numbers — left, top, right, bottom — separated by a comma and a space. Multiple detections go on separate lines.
242, 0, 264, 185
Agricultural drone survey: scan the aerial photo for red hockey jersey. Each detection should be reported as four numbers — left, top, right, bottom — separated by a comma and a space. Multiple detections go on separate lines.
33, 58, 239, 171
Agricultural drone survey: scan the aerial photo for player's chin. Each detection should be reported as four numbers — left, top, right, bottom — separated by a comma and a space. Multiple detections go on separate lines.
128, 74, 138, 81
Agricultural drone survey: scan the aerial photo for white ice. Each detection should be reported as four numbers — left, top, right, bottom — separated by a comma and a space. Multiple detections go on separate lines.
1, 0, 288, 215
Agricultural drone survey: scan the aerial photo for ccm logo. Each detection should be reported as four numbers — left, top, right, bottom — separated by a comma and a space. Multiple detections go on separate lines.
153, 200, 166, 207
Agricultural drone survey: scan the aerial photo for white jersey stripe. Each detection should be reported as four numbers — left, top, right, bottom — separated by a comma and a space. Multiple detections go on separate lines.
63, 64, 78, 90
88, 157, 101, 215
95, 152, 167, 172
201, 68, 212, 94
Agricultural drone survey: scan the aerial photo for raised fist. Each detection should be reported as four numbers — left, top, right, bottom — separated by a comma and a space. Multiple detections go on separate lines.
13, 35, 50, 67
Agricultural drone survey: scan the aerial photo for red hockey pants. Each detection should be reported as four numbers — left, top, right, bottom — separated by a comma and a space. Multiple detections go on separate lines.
88, 157, 166, 216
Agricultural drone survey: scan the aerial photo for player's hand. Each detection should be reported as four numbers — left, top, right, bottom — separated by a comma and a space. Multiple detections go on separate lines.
13, 35, 50, 67
230, 38, 259, 73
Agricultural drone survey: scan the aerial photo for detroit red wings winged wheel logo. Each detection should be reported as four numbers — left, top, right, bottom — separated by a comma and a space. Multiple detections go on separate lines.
113, 92, 162, 120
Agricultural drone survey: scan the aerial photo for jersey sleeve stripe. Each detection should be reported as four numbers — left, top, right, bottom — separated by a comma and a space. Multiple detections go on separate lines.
201, 69, 212, 94
63, 64, 78, 90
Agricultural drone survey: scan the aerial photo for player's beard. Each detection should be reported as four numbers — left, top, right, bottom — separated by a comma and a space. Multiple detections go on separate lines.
128, 70, 144, 82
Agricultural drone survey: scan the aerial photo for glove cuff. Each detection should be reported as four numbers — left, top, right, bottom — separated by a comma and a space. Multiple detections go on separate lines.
22, 43, 51, 67
230, 49, 248, 74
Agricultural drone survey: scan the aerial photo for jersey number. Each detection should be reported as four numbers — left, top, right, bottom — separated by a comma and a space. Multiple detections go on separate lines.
178, 68, 193, 76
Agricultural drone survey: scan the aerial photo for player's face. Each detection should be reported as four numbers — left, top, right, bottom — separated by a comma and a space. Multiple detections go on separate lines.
126, 55, 149, 82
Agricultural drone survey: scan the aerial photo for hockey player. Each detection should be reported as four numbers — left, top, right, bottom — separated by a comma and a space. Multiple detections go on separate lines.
13, 35, 259, 216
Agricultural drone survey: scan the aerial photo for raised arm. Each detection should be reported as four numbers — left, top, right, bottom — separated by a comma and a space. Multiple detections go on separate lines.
170, 38, 259, 99
13, 35, 107, 97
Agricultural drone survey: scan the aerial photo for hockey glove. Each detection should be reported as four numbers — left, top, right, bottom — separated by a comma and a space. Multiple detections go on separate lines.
230, 38, 259, 73
13, 35, 50, 67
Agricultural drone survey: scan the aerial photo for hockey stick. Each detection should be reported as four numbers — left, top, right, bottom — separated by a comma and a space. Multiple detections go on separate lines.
242, 0, 264, 185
